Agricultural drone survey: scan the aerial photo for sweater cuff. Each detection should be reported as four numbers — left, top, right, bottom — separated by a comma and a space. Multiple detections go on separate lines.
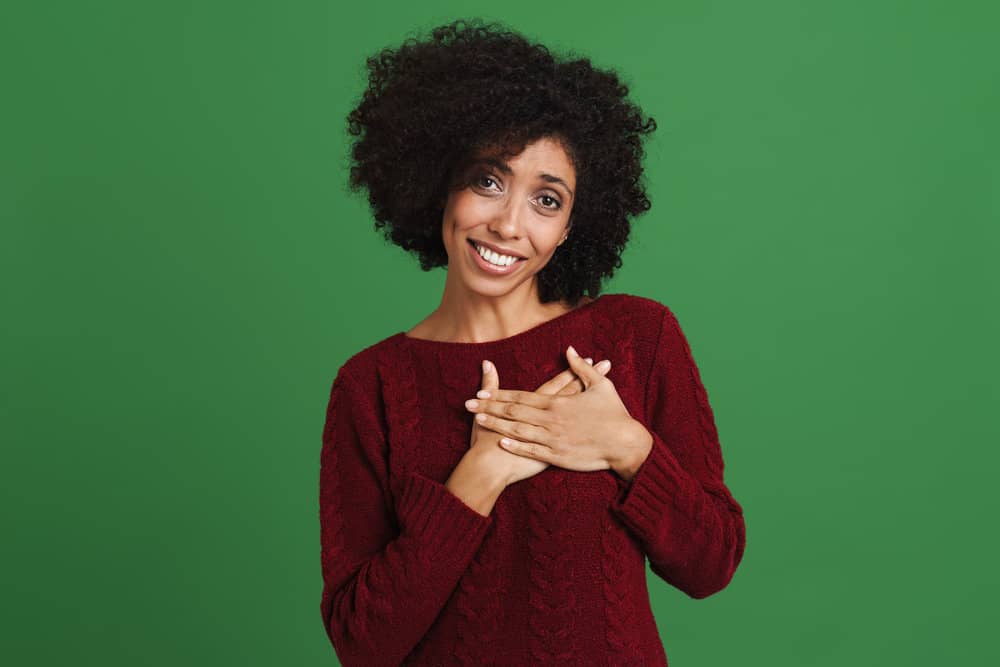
397, 470, 494, 567
610, 431, 695, 538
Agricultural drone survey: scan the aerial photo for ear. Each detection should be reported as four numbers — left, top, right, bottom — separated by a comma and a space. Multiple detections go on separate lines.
559, 221, 572, 245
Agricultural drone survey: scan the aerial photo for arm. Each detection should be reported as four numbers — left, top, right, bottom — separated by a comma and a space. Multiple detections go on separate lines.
608, 307, 746, 599
319, 368, 495, 666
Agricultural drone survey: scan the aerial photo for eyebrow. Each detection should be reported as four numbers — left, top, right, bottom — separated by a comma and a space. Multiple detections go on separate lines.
473, 157, 575, 199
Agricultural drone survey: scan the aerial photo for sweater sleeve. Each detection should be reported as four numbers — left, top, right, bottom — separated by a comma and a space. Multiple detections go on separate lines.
319, 367, 494, 666
609, 307, 746, 599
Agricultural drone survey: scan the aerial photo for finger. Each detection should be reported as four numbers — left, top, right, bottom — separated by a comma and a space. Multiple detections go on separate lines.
565, 345, 603, 390
535, 357, 594, 396
498, 436, 553, 463
537, 369, 578, 395
476, 412, 551, 447
556, 358, 611, 395
482, 359, 499, 392
555, 375, 584, 395
472, 387, 552, 409
467, 397, 550, 427
474, 360, 499, 436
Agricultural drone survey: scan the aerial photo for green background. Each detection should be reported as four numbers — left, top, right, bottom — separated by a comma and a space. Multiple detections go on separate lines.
3, 1, 997, 665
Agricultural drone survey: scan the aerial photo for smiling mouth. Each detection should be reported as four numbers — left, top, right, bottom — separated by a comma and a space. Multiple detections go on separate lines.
466, 239, 526, 258
467, 239, 527, 272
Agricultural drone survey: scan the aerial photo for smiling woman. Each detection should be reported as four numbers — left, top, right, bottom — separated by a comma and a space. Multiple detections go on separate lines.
445, 136, 575, 286
344, 18, 656, 310
320, 17, 746, 667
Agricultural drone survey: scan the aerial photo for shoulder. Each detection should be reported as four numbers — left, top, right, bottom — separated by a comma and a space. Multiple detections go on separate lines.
598, 292, 675, 338
332, 332, 406, 397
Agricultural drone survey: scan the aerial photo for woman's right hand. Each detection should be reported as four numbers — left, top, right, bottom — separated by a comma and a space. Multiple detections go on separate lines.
469, 357, 611, 487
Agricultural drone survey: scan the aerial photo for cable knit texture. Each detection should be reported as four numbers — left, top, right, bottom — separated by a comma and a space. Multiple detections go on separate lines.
318, 293, 746, 666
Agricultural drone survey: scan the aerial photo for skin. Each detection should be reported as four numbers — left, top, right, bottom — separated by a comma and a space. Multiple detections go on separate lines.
410, 135, 654, 515
468, 347, 653, 482
447, 356, 616, 516
409, 135, 581, 342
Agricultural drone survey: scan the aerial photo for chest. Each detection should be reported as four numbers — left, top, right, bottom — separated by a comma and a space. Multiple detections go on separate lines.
376, 335, 645, 515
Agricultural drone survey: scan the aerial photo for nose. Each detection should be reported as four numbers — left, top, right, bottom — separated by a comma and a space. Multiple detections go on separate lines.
486, 198, 525, 240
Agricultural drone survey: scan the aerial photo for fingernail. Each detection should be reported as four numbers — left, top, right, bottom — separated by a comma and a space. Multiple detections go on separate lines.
567, 345, 579, 358
476, 390, 490, 398
585, 357, 593, 364
482, 360, 492, 373
596, 360, 611, 371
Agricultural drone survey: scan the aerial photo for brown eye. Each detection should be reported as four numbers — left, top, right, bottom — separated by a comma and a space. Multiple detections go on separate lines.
475, 175, 499, 190
539, 195, 562, 210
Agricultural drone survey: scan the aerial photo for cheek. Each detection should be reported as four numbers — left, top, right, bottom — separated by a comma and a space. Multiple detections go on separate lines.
542, 230, 567, 253
447, 193, 492, 230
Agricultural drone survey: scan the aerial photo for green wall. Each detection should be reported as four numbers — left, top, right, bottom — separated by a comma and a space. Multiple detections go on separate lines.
3, 1, 997, 664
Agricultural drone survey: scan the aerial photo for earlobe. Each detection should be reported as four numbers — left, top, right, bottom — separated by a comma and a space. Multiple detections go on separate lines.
560, 223, 572, 245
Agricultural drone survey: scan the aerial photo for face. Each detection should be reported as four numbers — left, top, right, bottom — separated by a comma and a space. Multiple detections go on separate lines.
441, 135, 577, 297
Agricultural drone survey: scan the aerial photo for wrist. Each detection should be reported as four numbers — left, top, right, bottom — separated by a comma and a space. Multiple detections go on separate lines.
446, 463, 505, 516
612, 420, 653, 482
455, 448, 510, 493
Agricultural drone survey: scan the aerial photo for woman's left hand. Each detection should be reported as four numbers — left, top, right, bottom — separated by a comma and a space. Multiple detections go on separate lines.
464, 345, 653, 477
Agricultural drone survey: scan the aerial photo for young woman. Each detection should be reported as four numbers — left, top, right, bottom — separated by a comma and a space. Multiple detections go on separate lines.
320, 18, 746, 666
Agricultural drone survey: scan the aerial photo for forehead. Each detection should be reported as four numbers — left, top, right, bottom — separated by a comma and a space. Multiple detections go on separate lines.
470, 137, 576, 183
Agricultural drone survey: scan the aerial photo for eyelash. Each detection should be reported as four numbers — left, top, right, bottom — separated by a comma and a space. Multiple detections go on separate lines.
475, 175, 562, 210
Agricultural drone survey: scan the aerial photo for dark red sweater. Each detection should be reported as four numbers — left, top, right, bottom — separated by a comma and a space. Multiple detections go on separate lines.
319, 293, 746, 666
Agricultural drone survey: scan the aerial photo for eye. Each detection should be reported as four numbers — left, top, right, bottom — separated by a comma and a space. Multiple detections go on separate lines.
474, 174, 500, 191
538, 194, 562, 210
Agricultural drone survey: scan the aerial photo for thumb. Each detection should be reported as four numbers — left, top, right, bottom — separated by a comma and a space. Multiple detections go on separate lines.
481, 359, 499, 391
565, 345, 601, 389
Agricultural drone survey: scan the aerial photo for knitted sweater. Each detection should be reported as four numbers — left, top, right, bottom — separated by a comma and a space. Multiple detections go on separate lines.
319, 293, 746, 666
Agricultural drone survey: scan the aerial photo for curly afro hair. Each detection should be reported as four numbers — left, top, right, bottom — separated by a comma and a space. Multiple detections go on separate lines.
345, 18, 657, 306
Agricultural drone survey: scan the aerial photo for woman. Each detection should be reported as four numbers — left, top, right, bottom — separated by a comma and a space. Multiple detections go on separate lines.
320, 18, 746, 666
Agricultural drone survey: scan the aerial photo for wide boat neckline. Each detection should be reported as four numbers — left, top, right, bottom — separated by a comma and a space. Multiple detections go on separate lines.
395, 293, 610, 351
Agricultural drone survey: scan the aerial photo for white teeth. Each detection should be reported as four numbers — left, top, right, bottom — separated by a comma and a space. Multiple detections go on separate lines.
474, 243, 517, 267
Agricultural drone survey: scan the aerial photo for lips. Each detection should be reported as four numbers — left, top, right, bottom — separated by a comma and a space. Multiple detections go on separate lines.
467, 238, 526, 274
467, 239, 526, 259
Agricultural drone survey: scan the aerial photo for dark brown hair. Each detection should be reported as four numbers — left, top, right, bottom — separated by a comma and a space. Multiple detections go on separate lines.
346, 18, 657, 305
